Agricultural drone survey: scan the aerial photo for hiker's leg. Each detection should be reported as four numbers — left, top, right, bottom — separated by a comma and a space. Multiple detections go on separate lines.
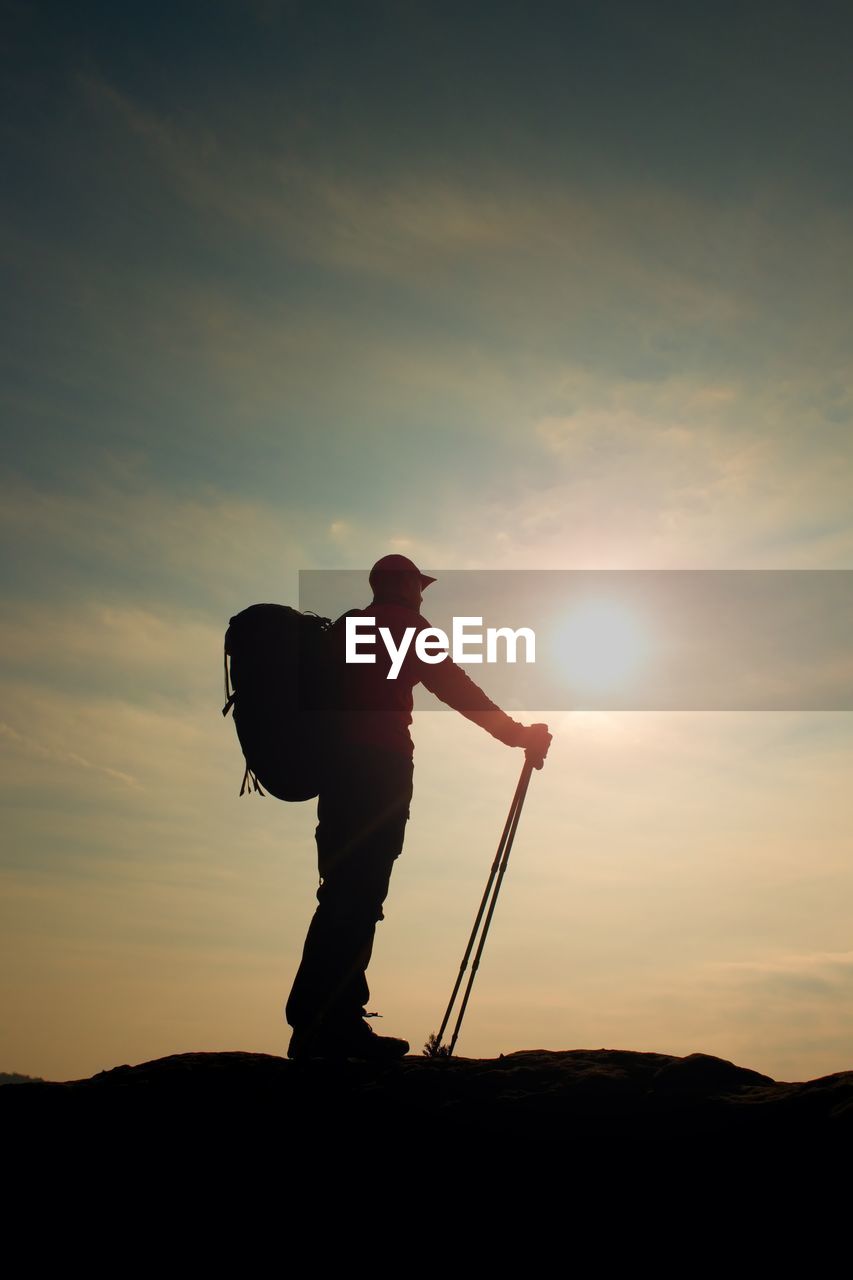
285, 748, 413, 1034
285, 749, 412, 1031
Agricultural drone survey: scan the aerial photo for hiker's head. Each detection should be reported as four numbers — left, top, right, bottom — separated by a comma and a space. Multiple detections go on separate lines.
369, 554, 435, 609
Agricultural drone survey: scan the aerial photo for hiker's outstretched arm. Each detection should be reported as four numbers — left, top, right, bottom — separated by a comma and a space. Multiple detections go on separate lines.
418, 651, 528, 747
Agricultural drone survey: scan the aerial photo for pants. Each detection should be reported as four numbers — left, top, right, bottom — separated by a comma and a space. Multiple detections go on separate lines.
285, 743, 414, 1033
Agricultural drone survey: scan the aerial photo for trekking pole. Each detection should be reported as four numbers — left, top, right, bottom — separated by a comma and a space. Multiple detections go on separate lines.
428, 728, 549, 1057
431, 758, 532, 1054
445, 756, 534, 1056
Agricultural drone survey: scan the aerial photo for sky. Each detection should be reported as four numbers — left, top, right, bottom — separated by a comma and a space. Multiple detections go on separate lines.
3, 0, 853, 1083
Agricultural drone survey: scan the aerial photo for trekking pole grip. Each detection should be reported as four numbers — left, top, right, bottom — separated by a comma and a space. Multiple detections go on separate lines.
525, 722, 551, 770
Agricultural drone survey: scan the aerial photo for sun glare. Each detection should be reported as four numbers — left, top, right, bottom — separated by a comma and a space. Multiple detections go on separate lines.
554, 599, 649, 693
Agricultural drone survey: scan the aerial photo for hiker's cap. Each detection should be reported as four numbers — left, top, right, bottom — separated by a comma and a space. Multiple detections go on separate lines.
369, 554, 436, 591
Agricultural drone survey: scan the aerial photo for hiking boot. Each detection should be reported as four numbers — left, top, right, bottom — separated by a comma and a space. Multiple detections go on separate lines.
346, 1018, 410, 1062
288, 1018, 409, 1062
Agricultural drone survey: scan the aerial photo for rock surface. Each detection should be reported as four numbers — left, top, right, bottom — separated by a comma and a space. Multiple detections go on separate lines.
4, 1047, 852, 1145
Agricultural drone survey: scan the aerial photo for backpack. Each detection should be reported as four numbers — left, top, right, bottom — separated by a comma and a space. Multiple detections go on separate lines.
222, 604, 333, 801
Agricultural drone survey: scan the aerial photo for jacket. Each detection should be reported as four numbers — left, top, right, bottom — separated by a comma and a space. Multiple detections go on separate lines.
325, 601, 526, 757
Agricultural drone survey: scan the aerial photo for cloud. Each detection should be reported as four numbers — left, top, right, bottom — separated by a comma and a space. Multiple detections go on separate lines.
0, 600, 221, 688
0, 721, 138, 789
713, 949, 853, 990
0, 480, 313, 610
74, 74, 853, 372
0, 682, 207, 798
7, 76, 850, 587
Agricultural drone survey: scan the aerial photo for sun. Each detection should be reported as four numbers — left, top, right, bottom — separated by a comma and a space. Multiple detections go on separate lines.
554, 599, 649, 694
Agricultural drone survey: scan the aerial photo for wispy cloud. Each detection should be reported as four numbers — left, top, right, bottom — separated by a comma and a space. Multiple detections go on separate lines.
74, 73, 853, 369
713, 949, 853, 987
0, 721, 138, 788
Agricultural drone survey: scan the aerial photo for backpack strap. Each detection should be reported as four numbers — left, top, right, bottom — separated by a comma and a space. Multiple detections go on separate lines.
222, 644, 234, 716
239, 763, 266, 797
223, 640, 262, 793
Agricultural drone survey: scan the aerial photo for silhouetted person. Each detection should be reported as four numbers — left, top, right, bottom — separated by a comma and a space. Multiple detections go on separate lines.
286, 554, 551, 1060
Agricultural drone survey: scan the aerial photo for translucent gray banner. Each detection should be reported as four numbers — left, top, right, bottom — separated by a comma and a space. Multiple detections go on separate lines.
299, 570, 853, 711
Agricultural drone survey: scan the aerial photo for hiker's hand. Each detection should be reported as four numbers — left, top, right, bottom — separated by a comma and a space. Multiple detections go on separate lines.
521, 722, 551, 769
